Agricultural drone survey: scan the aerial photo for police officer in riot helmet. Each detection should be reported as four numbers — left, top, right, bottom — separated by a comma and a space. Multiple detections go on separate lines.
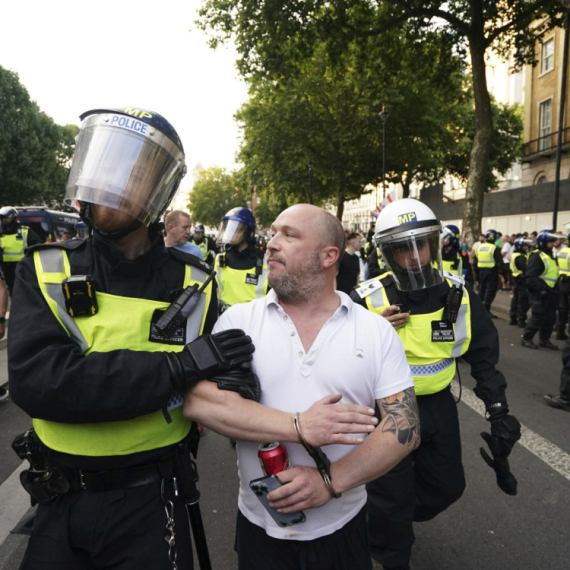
509, 237, 532, 328
0, 206, 42, 295
191, 222, 218, 264
521, 228, 565, 350
350, 198, 520, 570
440, 224, 474, 288
472, 229, 503, 316
214, 207, 269, 313
8, 107, 257, 569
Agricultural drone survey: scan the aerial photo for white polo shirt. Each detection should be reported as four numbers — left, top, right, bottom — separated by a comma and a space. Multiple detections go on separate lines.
213, 289, 414, 541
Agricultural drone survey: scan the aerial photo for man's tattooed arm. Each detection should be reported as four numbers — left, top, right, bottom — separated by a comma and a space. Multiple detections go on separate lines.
379, 387, 421, 449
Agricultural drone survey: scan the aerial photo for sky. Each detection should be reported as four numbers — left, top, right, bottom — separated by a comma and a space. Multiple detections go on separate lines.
0, 0, 249, 206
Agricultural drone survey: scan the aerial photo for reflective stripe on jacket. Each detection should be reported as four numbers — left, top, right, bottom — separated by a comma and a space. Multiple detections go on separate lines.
2, 228, 29, 262
510, 252, 523, 278
32, 247, 212, 456
361, 274, 471, 396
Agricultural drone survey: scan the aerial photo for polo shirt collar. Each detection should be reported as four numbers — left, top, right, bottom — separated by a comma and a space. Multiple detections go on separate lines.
265, 288, 351, 315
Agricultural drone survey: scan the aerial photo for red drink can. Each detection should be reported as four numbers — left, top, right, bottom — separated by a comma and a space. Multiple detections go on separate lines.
258, 442, 290, 475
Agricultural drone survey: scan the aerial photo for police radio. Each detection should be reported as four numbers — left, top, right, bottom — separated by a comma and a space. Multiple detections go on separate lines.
442, 285, 463, 324
155, 270, 216, 339
62, 275, 98, 317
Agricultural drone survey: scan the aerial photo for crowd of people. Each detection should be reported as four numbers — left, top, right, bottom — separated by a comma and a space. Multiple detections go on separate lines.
0, 105, 562, 570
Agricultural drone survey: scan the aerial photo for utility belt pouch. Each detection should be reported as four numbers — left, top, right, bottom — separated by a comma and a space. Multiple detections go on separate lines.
174, 441, 200, 504
62, 275, 98, 317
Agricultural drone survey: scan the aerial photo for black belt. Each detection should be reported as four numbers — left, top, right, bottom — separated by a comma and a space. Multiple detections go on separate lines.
66, 455, 176, 492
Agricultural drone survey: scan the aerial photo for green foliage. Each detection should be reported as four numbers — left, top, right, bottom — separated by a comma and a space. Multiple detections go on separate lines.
188, 167, 250, 227
0, 66, 77, 209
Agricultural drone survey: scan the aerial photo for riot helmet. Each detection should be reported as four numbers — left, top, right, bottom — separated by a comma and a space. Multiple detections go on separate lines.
217, 207, 256, 251
441, 224, 460, 249
194, 223, 205, 238
374, 198, 443, 291
0, 207, 18, 235
536, 228, 565, 249
513, 237, 532, 253
485, 229, 498, 244
65, 107, 186, 237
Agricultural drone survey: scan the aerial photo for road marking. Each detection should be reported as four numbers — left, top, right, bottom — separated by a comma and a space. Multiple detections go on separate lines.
452, 380, 570, 481
0, 460, 31, 546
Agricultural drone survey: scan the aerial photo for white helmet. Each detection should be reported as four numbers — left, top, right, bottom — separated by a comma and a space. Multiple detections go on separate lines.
374, 198, 443, 291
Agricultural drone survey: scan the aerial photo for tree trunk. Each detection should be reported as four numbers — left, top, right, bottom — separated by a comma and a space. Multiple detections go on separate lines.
336, 188, 345, 220
462, 18, 494, 247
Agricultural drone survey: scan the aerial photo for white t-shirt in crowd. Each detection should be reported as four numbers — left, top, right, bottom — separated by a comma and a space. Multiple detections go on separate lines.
501, 242, 514, 263
213, 289, 414, 541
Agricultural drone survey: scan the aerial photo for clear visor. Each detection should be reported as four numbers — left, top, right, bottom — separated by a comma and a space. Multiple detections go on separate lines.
440, 228, 454, 247
64, 114, 186, 226
379, 232, 444, 291
217, 219, 247, 249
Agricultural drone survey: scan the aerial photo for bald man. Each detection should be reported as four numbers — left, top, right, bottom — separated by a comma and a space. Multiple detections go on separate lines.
186, 204, 420, 569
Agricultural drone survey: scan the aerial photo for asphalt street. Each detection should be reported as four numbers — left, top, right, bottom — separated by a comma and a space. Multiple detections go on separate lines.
0, 289, 569, 569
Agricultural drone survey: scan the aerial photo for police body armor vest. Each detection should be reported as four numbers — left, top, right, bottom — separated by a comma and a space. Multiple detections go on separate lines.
557, 246, 570, 277
355, 271, 471, 396
214, 253, 269, 309
475, 243, 496, 268
193, 239, 209, 261
32, 246, 212, 457
532, 250, 559, 288
2, 227, 29, 262
510, 252, 524, 278
442, 250, 463, 276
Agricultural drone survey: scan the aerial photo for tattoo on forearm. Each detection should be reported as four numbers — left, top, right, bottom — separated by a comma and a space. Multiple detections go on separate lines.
380, 388, 420, 446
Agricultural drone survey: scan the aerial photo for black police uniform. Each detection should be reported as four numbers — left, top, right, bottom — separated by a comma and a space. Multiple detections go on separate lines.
442, 246, 474, 288
509, 254, 530, 327
473, 244, 503, 312
523, 247, 558, 346
351, 278, 511, 569
9, 227, 218, 570
191, 234, 218, 265
367, 247, 384, 279
1, 223, 43, 294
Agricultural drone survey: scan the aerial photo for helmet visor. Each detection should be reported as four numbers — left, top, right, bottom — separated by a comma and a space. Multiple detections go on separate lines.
65, 113, 186, 226
379, 232, 444, 291
440, 227, 454, 247
217, 218, 247, 249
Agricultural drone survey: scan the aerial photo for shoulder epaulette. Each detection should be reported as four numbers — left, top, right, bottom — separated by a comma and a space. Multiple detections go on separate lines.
354, 277, 385, 299
25, 238, 87, 256
167, 247, 213, 274
442, 270, 465, 286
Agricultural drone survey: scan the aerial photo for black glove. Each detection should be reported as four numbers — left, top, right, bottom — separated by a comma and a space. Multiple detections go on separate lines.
166, 329, 255, 393
480, 413, 521, 496
210, 362, 261, 402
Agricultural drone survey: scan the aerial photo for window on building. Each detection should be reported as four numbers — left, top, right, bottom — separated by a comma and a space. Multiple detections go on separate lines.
539, 99, 552, 151
537, 175, 548, 184
541, 38, 554, 74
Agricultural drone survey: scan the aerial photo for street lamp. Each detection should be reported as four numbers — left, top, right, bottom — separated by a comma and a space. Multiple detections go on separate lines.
379, 105, 390, 204
553, 0, 570, 229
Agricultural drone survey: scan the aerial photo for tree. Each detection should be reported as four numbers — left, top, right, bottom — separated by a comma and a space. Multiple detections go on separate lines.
187, 167, 250, 227
0, 66, 77, 209
198, 0, 565, 241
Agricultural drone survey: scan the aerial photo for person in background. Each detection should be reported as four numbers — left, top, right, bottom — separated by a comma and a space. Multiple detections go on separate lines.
521, 229, 564, 350
0, 206, 42, 295
501, 234, 515, 292
555, 229, 570, 340
164, 210, 202, 258
440, 224, 473, 288
336, 232, 362, 294
191, 223, 218, 264
0, 268, 7, 401
214, 207, 269, 313
472, 229, 503, 316
509, 237, 532, 328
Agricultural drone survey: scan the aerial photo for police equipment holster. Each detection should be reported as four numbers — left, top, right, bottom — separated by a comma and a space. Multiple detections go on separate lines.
12, 428, 69, 506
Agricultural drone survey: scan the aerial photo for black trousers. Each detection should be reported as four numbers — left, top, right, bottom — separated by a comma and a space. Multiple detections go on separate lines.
557, 277, 570, 334
524, 290, 558, 342
366, 387, 465, 568
509, 278, 530, 324
560, 339, 570, 400
1, 261, 17, 296
478, 269, 499, 310
19, 481, 193, 570
235, 506, 371, 570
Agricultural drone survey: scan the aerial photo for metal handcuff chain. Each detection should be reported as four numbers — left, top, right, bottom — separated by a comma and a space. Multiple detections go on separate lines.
161, 479, 178, 570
